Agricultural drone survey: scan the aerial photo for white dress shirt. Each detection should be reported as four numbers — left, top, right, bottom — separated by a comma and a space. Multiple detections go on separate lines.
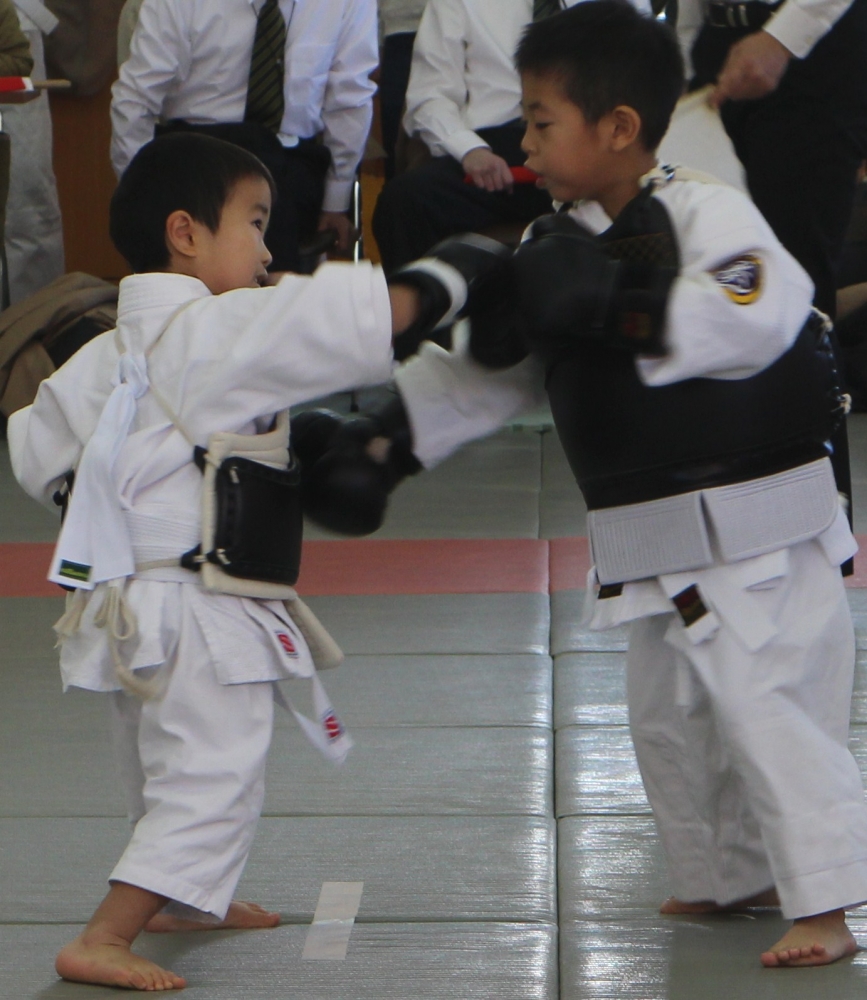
676, 0, 857, 72
403, 0, 651, 163
111, 0, 378, 211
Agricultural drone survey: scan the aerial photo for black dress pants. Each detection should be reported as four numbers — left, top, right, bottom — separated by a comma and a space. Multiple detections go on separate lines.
372, 121, 553, 272
379, 32, 416, 181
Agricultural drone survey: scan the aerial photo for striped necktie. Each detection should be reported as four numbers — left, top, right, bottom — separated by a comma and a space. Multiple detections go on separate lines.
533, 0, 562, 18
244, 0, 286, 133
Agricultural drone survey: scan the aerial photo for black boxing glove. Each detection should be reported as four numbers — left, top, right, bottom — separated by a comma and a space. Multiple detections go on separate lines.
388, 232, 513, 359
511, 213, 675, 357
291, 396, 421, 536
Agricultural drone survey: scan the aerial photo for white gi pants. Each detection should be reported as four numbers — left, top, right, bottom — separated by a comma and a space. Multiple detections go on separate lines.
107, 594, 275, 922
626, 539, 867, 919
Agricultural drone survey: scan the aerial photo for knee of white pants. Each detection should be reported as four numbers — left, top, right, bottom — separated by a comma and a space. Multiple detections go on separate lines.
110, 631, 276, 919
109, 688, 148, 825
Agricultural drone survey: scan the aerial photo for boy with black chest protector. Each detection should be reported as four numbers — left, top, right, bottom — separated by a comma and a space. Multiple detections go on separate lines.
301, 0, 867, 967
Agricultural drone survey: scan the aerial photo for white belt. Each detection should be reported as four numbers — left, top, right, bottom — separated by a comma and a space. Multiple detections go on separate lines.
588, 457, 838, 585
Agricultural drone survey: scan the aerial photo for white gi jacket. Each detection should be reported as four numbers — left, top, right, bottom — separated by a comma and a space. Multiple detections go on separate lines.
8, 264, 394, 691
394, 167, 857, 634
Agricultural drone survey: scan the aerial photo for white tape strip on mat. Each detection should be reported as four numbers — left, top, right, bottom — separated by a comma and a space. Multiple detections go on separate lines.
302, 881, 364, 960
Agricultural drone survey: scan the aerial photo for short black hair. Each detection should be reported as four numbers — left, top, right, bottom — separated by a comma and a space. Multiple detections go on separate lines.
516, 0, 684, 151
109, 132, 276, 273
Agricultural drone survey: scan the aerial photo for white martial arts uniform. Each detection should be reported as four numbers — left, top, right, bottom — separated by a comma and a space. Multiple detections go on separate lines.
393, 166, 867, 919
8, 264, 393, 920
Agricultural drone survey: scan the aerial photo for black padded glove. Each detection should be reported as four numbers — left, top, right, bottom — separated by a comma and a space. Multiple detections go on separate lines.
291, 396, 421, 536
510, 214, 675, 358
389, 232, 513, 358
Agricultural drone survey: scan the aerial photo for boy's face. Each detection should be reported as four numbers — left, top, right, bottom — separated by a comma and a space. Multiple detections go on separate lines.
520, 72, 614, 204
194, 176, 273, 294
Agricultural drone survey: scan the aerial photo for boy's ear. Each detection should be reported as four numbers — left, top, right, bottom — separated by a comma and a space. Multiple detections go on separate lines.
606, 105, 643, 152
165, 209, 199, 260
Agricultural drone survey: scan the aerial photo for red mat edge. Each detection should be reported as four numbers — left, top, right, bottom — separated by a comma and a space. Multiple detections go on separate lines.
2, 535, 865, 598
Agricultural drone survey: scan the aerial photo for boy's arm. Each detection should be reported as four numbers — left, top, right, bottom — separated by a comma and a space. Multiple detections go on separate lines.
403, 0, 487, 163
636, 182, 815, 386
110, 0, 187, 177
7, 384, 83, 510
318, 0, 378, 217
292, 338, 545, 535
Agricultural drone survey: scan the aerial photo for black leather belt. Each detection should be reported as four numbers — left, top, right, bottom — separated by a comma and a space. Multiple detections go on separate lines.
706, 0, 782, 28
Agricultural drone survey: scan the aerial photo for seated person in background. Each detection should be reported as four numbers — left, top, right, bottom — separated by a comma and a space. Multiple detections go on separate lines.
111, 0, 377, 272
372, 0, 558, 274
371, 0, 651, 276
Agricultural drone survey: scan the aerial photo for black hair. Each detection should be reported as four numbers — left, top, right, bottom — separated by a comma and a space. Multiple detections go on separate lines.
109, 132, 277, 273
516, 0, 684, 151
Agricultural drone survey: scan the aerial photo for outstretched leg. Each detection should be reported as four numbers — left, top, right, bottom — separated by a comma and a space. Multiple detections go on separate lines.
55, 881, 187, 991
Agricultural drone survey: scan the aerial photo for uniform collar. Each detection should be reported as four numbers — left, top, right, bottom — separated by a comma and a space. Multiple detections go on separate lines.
117, 272, 212, 319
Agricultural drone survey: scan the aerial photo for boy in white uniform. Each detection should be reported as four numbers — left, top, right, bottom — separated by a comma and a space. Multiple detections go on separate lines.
304, 0, 867, 968
6, 132, 443, 991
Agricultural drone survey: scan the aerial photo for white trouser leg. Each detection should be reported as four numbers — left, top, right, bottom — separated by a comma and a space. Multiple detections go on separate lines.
108, 599, 275, 922
632, 541, 867, 918
627, 615, 773, 906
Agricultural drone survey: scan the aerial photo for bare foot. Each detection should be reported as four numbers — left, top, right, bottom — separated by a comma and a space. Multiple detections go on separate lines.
660, 888, 780, 915
761, 909, 857, 968
56, 932, 186, 991
145, 900, 281, 933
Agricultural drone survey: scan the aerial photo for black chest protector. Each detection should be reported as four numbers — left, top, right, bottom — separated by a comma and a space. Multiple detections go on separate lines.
545, 186, 847, 510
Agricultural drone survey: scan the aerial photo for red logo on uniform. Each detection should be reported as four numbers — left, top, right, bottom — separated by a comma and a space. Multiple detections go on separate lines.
275, 631, 298, 657
322, 712, 344, 741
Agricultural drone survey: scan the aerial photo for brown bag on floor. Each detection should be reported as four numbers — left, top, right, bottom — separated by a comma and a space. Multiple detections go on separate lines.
0, 271, 117, 420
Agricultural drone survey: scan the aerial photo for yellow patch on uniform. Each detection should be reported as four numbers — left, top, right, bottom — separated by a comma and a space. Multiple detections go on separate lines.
713, 254, 763, 304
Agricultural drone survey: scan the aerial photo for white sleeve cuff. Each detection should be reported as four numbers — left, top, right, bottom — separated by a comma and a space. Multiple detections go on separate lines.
443, 131, 491, 165
763, 3, 839, 57
321, 179, 354, 213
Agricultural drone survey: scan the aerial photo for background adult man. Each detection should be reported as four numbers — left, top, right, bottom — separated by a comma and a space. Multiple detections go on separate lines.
111, 0, 377, 271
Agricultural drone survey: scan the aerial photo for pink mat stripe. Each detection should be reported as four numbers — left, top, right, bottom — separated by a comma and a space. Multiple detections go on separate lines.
297, 539, 549, 595
1, 536, 865, 598
0, 539, 550, 598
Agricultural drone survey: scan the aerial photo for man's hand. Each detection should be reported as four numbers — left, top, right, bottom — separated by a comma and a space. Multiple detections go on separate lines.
318, 210, 356, 253
710, 30, 792, 107
462, 147, 514, 192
